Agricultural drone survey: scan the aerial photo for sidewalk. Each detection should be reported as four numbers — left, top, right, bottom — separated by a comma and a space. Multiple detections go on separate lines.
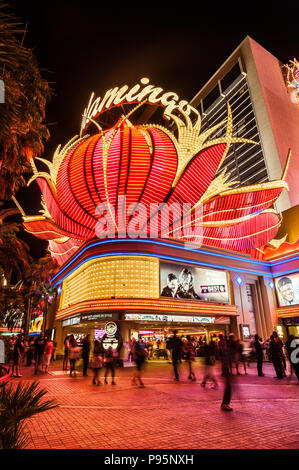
7, 358, 299, 449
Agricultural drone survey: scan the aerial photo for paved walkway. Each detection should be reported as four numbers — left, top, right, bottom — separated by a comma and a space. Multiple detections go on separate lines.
7, 358, 299, 449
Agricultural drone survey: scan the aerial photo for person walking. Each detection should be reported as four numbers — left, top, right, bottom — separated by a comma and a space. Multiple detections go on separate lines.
104, 346, 117, 385
43, 338, 54, 373
82, 334, 91, 377
63, 335, 70, 370
184, 335, 196, 381
7, 335, 15, 365
254, 334, 265, 376
273, 331, 287, 376
220, 337, 234, 411
269, 334, 283, 378
235, 340, 248, 375
26, 338, 34, 367
34, 333, 46, 375
168, 330, 183, 382
201, 336, 218, 389
90, 339, 103, 385
69, 337, 80, 377
165, 337, 172, 363
11, 335, 24, 378
132, 336, 148, 387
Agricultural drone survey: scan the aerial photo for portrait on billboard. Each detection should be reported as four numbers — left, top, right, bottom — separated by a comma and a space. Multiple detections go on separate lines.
275, 274, 299, 307
160, 261, 229, 304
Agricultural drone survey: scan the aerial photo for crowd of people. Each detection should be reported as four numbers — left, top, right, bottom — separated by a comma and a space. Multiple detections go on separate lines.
4, 333, 55, 376
3, 328, 299, 413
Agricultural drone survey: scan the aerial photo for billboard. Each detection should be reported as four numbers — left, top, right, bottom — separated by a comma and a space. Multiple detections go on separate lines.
275, 273, 299, 307
160, 261, 229, 304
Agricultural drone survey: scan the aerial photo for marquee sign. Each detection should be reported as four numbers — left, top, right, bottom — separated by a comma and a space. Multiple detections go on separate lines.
23, 77, 289, 265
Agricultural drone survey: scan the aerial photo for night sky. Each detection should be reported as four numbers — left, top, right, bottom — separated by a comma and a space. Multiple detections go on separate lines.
7, 0, 298, 260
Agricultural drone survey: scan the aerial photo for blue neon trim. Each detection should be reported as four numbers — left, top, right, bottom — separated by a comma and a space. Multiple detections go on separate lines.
270, 254, 299, 266
273, 267, 299, 278
52, 251, 272, 286
51, 238, 271, 283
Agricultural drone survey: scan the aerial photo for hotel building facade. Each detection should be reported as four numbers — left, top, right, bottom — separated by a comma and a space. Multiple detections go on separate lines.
23, 37, 299, 358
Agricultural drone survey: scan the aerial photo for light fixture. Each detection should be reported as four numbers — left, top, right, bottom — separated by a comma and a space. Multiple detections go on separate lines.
236, 275, 243, 286
268, 281, 274, 290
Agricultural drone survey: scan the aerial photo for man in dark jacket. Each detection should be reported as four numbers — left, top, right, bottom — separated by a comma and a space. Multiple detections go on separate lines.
34, 333, 46, 375
269, 334, 283, 378
168, 330, 183, 381
82, 334, 91, 376
254, 334, 265, 376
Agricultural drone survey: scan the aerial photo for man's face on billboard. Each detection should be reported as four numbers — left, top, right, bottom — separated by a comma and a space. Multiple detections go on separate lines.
279, 282, 295, 302
168, 277, 178, 291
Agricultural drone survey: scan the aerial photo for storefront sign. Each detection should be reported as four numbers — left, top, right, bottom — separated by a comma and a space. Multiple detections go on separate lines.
160, 261, 229, 304
125, 313, 215, 323
29, 316, 44, 334
101, 321, 122, 351
81, 313, 113, 322
275, 272, 299, 307
62, 316, 80, 327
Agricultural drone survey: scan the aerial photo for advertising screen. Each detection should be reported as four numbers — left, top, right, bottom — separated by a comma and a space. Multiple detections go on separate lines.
160, 261, 229, 304
275, 272, 299, 307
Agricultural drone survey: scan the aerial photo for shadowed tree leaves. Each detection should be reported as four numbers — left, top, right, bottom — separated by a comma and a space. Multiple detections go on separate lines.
0, 2, 51, 200
0, 380, 58, 449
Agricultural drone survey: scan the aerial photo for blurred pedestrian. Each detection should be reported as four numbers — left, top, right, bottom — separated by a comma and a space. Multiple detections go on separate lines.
227, 333, 237, 375
269, 334, 283, 378
11, 335, 24, 378
132, 336, 148, 387
127, 337, 135, 362
43, 338, 54, 373
273, 331, 286, 377
184, 335, 196, 381
63, 335, 70, 370
69, 337, 80, 377
218, 334, 226, 376
34, 333, 46, 375
104, 346, 117, 385
82, 334, 91, 376
90, 339, 103, 385
7, 335, 15, 365
201, 336, 218, 389
235, 339, 248, 375
220, 336, 234, 411
254, 334, 265, 376
26, 338, 34, 366
168, 330, 183, 382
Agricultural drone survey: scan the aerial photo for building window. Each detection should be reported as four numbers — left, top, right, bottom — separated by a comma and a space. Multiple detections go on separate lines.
220, 62, 242, 93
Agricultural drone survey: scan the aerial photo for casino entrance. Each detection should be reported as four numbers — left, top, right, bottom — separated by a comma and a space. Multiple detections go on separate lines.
121, 315, 231, 361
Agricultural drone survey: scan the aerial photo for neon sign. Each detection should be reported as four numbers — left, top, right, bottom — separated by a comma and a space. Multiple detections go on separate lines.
80, 77, 200, 135
283, 59, 299, 105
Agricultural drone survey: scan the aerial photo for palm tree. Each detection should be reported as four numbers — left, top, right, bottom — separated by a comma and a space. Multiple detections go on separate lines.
0, 380, 58, 449
22, 254, 58, 335
0, 2, 51, 200
0, 232, 31, 284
